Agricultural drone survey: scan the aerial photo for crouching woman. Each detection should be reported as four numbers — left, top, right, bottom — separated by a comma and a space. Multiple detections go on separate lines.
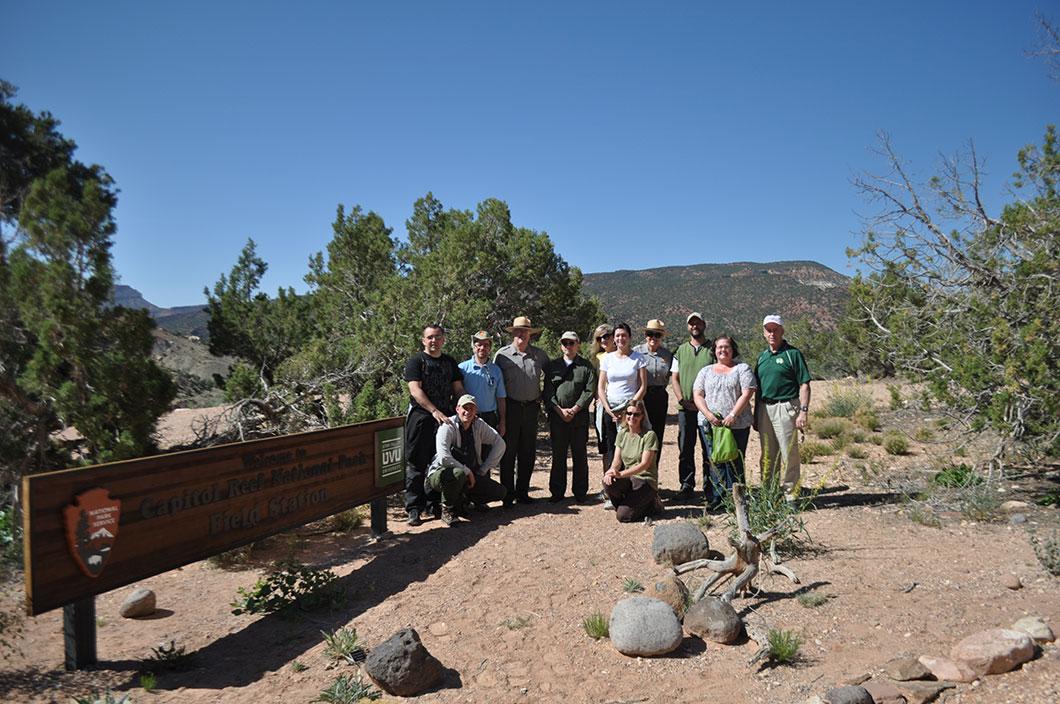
602, 399, 663, 522
426, 394, 509, 525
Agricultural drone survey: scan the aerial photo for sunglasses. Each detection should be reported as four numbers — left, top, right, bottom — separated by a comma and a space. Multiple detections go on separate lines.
561, 340, 577, 346
626, 410, 642, 417
596, 333, 613, 341
645, 332, 663, 339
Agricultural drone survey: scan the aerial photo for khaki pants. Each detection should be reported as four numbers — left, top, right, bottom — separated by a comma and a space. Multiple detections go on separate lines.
757, 399, 801, 497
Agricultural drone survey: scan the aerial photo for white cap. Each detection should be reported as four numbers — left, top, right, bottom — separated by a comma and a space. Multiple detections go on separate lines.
560, 330, 580, 342
762, 314, 784, 327
686, 312, 704, 324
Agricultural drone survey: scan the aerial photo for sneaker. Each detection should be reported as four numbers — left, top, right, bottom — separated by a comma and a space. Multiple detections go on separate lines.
603, 499, 614, 510
430, 504, 442, 519
455, 503, 472, 519
679, 485, 695, 500
473, 501, 491, 512
517, 494, 535, 504
406, 510, 422, 527
440, 505, 457, 526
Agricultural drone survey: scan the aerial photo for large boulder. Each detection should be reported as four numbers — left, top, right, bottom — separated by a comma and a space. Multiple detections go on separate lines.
820, 685, 874, 704
683, 596, 743, 644
119, 588, 156, 618
365, 628, 444, 696
609, 597, 684, 657
648, 574, 690, 618
918, 654, 978, 682
950, 628, 1035, 676
651, 523, 710, 565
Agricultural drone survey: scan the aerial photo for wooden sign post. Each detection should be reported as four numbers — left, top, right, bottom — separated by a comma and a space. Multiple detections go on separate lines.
23, 417, 405, 669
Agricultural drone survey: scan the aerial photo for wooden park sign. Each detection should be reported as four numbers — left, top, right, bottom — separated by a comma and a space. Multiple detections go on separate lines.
23, 417, 405, 618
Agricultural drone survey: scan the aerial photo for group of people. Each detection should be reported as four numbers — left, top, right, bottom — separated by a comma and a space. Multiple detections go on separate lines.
401, 313, 811, 527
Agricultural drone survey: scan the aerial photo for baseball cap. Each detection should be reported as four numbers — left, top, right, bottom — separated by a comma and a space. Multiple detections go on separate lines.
560, 330, 580, 342
762, 314, 784, 327
457, 394, 477, 408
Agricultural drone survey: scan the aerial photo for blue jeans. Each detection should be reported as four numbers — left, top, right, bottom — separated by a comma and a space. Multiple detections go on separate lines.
705, 426, 750, 502
676, 408, 710, 496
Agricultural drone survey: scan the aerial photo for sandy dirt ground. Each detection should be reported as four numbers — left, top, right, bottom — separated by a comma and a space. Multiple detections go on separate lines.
2, 380, 1058, 703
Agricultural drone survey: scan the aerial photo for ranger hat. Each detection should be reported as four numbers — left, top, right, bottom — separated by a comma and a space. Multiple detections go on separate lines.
505, 315, 543, 334
456, 394, 478, 408
644, 319, 667, 335
472, 330, 491, 342
762, 314, 784, 328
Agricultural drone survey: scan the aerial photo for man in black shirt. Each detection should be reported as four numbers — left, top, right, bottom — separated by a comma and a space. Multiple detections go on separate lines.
403, 324, 465, 526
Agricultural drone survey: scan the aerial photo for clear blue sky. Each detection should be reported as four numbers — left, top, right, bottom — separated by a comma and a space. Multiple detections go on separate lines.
3, 1, 1056, 307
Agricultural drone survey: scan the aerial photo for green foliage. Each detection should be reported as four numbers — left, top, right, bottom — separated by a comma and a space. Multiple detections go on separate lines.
933, 463, 982, 488
853, 408, 881, 432
822, 387, 874, 418
231, 562, 339, 615
887, 383, 904, 410
622, 578, 644, 594
1029, 527, 1060, 576
0, 83, 174, 478
146, 640, 192, 671
846, 445, 868, 460
907, 503, 942, 528
797, 591, 829, 608
321, 626, 365, 664
291, 660, 308, 672
914, 426, 934, 442
502, 615, 531, 630
959, 484, 1001, 522
799, 440, 830, 464
882, 432, 909, 456
814, 418, 849, 439
0, 503, 21, 576
721, 481, 810, 556
766, 628, 803, 663
72, 692, 131, 704
329, 508, 364, 532
850, 127, 1060, 462
829, 434, 851, 453
314, 674, 382, 703
582, 612, 609, 639
138, 672, 156, 692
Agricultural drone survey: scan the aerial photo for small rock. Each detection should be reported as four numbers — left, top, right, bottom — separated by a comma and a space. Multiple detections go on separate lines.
893, 680, 954, 704
802, 697, 825, 704
364, 627, 445, 696
649, 574, 690, 618
883, 655, 933, 681
651, 522, 711, 565
861, 679, 905, 704
609, 597, 684, 656
842, 672, 872, 686
119, 588, 156, 618
950, 628, 1035, 676
1009, 513, 1027, 525
1002, 574, 1023, 590
821, 684, 874, 704
1000, 500, 1029, 512
1010, 615, 1055, 643
918, 655, 977, 683
682, 596, 743, 644
427, 621, 449, 636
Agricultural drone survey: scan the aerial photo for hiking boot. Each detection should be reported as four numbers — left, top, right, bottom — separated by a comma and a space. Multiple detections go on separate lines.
440, 505, 457, 526
517, 494, 535, 504
678, 485, 695, 500
406, 509, 422, 527
603, 499, 615, 510
455, 502, 472, 519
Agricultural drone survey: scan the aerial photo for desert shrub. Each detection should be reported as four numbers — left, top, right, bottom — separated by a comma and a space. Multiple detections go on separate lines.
1029, 528, 1060, 576
314, 674, 381, 703
914, 426, 934, 442
797, 592, 829, 608
231, 562, 339, 615
622, 578, 644, 594
854, 408, 881, 432
959, 484, 1001, 522
138, 672, 156, 693
146, 640, 192, 671
329, 508, 364, 532
846, 445, 868, 459
822, 388, 873, 418
582, 612, 609, 639
933, 463, 982, 488
907, 504, 942, 528
799, 441, 831, 463
870, 433, 883, 445
814, 418, 848, 439
291, 660, 308, 672
207, 542, 259, 569
502, 615, 530, 630
887, 384, 903, 410
322, 627, 365, 664
882, 432, 909, 456
721, 480, 810, 556
767, 629, 802, 663
850, 429, 867, 443
830, 434, 851, 453
0, 504, 22, 575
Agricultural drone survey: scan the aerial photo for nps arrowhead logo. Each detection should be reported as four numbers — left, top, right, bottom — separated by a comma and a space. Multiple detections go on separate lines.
63, 488, 121, 577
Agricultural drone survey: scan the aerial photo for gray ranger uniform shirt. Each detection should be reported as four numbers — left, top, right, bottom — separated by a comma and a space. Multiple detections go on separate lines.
494, 343, 549, 402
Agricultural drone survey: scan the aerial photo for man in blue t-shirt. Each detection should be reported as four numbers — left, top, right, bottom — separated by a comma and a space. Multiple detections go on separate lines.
458, 330, 507, 433
403, 324, 465, 526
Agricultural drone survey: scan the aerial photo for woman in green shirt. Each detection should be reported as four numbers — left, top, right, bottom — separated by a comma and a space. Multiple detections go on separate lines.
602, 399, 663, 522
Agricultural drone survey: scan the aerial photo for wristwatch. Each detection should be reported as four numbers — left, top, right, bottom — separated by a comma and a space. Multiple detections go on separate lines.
800, 405, 809, 412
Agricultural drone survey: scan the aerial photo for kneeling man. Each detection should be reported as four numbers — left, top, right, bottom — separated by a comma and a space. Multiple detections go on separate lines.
425, 394, 509, 525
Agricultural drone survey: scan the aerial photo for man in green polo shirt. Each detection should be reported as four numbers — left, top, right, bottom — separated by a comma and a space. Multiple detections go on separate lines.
669, 312, 713, 502
754, 314, 812, 502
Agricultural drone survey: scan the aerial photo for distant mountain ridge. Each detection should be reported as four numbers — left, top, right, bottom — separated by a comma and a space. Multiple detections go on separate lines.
582, 260, 849, 339
113, 285, 210, 338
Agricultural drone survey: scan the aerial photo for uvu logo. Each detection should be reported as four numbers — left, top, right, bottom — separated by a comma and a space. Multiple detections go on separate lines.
382, 439, 402, 465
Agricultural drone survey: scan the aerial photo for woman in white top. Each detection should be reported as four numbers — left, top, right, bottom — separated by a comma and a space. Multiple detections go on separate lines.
598, 323, 648, 471
692, 334, 756, 500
